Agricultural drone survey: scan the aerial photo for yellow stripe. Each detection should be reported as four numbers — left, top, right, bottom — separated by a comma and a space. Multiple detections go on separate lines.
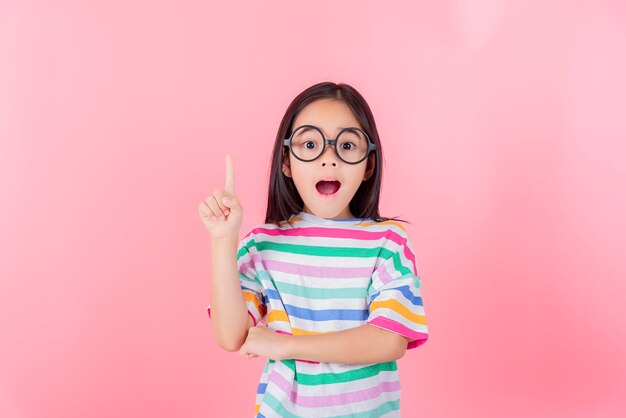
370, 299, 427, 325
376, 220, 409, 233
290, 327, 324, 336
265, 304, 426, 330
267, 309, 289, 323
264, 313, 332, 336
289, 215, 375, 227
282, 215, 409, 231
242, 291, 263, 316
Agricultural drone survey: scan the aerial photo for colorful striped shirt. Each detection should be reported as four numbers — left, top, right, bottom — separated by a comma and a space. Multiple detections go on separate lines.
207, 210, 429, 417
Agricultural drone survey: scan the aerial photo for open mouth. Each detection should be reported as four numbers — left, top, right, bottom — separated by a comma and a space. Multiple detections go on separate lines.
315, 180, 341, 196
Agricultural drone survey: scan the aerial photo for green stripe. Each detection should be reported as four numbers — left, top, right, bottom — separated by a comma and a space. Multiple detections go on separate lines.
282, 360, 397, 386
389, 251, 413, 277
262, 392, 301, 418
245, 270, 367, 299
262, 360, 401, 417
237, 244, 248, 259
242, 270, 372, 299
255, 272, 368, 299
276, 281, 369, 299
271, 360, 397, 386
242, 239, 414, 277
238, 271, 259, 284
255, 239, 381, 258
280, 359, 296, 374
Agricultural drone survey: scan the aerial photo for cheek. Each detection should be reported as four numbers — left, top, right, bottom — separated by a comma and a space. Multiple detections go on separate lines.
289, 161, 310, 187
345, 168, 367, 188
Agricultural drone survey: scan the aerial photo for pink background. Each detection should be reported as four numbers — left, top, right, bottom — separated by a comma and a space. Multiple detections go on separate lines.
1, 1, 625, 417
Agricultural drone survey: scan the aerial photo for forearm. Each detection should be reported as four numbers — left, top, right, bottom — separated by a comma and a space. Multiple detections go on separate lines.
285, 324, 408, 364
209, 235, 249, 351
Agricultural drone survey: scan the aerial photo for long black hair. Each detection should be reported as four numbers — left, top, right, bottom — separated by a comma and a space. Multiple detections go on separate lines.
265, 81, 408, 227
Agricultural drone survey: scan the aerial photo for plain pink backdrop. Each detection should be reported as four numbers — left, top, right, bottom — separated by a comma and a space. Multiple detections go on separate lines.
1, 0, 625, 417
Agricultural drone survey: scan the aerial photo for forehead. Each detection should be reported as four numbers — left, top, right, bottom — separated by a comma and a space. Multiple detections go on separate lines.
292, 99, 363, 136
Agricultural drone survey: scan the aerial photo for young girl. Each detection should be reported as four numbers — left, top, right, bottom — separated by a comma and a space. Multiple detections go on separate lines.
199, 81, 429, 417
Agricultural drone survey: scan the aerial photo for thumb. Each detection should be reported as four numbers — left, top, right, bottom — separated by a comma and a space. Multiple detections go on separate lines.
222, 193, 241, 210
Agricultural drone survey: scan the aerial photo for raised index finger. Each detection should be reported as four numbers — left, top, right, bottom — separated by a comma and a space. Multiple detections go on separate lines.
225, 153, 236, 193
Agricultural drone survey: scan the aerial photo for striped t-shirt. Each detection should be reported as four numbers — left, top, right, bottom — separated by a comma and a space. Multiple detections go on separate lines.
207, 210, 429, 417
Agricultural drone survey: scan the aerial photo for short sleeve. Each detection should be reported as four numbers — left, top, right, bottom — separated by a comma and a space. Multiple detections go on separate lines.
366, 230, 429, 350
206, 236, 267, 326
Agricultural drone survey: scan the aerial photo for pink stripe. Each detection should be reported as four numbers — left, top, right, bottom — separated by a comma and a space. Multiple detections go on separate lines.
376, 261, 394, 285
368, 316, 428, 343
239, 258, 255, 274
407, 337, 428, 349
247, 310, 258, 326
402, 245, 418, 276
252, 225, 409, 248
253, 225, 387, 240
269, 371, 400, 407
246, 254, 373, 278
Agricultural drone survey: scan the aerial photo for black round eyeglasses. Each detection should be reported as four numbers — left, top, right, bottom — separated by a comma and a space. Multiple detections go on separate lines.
283, 124, 377, 165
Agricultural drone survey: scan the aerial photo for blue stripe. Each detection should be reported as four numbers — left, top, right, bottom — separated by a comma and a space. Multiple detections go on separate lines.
370, 284, 423, 306
265, 288, 281, 302
283, 303, 368, 321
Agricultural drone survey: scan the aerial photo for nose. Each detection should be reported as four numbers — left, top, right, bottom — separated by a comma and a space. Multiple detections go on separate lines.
319, 143, 339, 166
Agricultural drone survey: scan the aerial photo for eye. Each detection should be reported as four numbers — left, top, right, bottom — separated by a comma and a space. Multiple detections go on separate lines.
341, 142, 355, 150
304, 141, 317, 149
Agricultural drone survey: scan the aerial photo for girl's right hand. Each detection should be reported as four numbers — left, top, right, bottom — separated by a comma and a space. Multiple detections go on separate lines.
198, 153, 243, 240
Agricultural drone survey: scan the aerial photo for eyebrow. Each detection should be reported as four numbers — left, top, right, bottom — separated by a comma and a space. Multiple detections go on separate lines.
294, 126, 351, 136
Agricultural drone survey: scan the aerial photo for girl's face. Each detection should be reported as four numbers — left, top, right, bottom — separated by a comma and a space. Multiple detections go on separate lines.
282, 98, 376, 220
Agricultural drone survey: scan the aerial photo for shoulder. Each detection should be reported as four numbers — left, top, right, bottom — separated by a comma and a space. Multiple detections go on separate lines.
368, 221, 419, 275
370, 222, 419, 276
239, 219, 289, 248
365, 219, 412, 248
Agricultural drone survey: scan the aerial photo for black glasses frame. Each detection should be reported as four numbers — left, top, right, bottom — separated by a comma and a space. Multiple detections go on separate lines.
283, 124, 377, 165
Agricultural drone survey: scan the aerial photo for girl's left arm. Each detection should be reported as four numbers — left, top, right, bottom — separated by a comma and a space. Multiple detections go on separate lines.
285, 324, 409, 364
